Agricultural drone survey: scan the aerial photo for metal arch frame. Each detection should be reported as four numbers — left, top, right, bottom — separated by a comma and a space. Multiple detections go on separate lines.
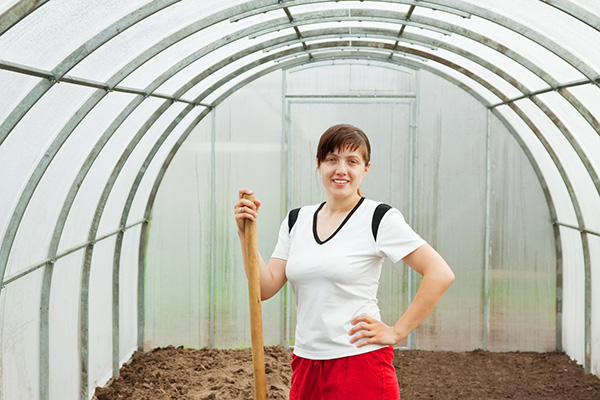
539, 0, 600, 31
0, 0, 48, 36
125, 39, 579, 368
0, 0, 596, 394
0, 0, 185, 146
173, 26, 599, 217
0, 9, 584, 400
153, 5, 597, 372
70, 29, 592, 396
0, 5, 571, 292
238, 0, 600, 81
136, 49, 562, 353
0, 9, 584, 394
3, 6, 597, 293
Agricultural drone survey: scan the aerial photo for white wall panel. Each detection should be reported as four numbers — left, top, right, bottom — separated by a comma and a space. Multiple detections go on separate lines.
589, 234, 600, 376
0, 269, 43, 400
87, 237, 115, 393
119, 225, 141, 364
48, 250, 83, 400
560, 227, 586, 367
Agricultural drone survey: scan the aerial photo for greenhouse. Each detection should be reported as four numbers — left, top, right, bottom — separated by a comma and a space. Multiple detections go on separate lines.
0, 0, 599, 399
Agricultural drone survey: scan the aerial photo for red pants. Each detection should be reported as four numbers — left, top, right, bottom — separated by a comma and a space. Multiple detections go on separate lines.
289, 346, 400, 400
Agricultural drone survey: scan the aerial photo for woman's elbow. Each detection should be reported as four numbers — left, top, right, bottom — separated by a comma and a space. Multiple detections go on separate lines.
442, 267, 455, 288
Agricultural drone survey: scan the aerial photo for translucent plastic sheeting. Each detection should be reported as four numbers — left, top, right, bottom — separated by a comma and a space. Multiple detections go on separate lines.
97, 102, 188, 235
119, 225, 141, 363
88, 236, 116, 392
286, 63, 415, 95
178, 45, 275, 102
198, 60, 284, 105
117, 16, 262, 92
412, 57, 502, 106
153, 36, 252, 97
127, 107, 207, 225
568, 85, 600, 131
431, 47, 525, 99
573, 0, 600, 14
0, 0, 151, 70
0, 0, 21, 16
49, 250, 84, 400
0, 70, 41, 124
0, 83, 95, 272
290, 1, 412, 14
58, 97, 165, 254
488, 114, 556, 352
494, 105, 578, 225
422, 28, 550, 92
4, 92, 135, 276
144, 118, 212, 349
0, 268, 43, 400
69, 0, 230, 85
212, 72, 284, 348
414, 71, 487, 350
96, 101, 189, 232
515, 98, 600, 230
480, 0, 600, 75
448, 11, 586, 84
144, 71, 284, 349
536, 92, 600, 228
560, 226, 586, 367
589, 235, 600, 376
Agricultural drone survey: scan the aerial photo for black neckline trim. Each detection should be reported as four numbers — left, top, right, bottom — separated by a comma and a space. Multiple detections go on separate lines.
313, 197, 365, 245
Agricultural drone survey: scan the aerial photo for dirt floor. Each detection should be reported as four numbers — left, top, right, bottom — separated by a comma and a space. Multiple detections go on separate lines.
93, 345, 600, 400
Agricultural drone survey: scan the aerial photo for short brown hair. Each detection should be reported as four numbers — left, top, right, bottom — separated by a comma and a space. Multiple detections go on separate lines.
316, 124, 371, 166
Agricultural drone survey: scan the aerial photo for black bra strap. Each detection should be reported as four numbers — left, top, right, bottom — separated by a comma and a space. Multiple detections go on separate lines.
372, 203, 392, 241
288, 207, 301, 232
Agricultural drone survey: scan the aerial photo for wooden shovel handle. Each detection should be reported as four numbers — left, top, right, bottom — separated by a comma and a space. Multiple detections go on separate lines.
243, 193, 267, 400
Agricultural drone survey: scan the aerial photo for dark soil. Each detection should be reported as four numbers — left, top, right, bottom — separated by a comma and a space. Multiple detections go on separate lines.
94, 346, 600, 400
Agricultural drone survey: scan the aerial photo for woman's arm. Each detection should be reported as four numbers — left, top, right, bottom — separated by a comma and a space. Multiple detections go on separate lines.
348, 244, 454, 346
235, 188, 288, 301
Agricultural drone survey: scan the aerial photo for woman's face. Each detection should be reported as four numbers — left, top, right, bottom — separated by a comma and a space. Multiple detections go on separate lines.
317, 146, 370, 199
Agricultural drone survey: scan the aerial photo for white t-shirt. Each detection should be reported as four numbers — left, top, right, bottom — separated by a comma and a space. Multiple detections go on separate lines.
271, 197, 426, 360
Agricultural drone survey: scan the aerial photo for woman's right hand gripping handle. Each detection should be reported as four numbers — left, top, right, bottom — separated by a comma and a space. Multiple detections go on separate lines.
234, 188, 261, 234
234, 188, 287, 301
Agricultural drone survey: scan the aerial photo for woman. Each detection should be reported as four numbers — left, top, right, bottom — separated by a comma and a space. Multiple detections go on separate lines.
234, 124, 454, 399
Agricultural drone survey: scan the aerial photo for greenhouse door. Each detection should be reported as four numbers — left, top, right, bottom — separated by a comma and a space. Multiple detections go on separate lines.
284, 97, 418, 349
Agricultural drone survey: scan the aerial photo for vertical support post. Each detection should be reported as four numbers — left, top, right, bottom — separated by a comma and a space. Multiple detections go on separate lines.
138, 220, 148, 351
285, 93, 292, 349
280, 69, 288, 346
243, 193, 267, 400
483, 109, 492, 350
209, 108, 216, 348
407, 74, 419, 349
